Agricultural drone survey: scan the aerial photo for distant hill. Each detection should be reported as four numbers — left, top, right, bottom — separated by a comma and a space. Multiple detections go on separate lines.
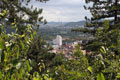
64, 21, 85, 27
40, 20, 85, 28
40, 22, 67, 27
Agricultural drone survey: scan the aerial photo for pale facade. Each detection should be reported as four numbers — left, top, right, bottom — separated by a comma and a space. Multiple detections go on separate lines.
56, 35, 62, 46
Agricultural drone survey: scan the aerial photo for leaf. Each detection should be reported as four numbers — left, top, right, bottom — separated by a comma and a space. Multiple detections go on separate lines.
26, 60, 31, 72
16, 62, 21, 70
88, 66, 93, 73
97, 73, 105, 80
0, 36, 4, 49
68, 76, 76, 80
20, 40, 25, 50
30, 34, 33, 40
16, 46, 19, 59
0, 71, 2, 79
0, 51, 1, 62
116, 75, 120, 78
4, 66, 10, 71
4, 51, 8, 62
20, 34, 25, 38
44, 75, 48, 80
11, 25, 15, 28
116, 73, 120, 78
11, 22, 15, 25
49, 77, 52, 80
100, 46, 106, 54
33, 31, 36, 35
68, 71, 76, 74
97, 73, 101, 80
77, 72, 82, 77
44, 19, 47, 24
101, 73, 105, 80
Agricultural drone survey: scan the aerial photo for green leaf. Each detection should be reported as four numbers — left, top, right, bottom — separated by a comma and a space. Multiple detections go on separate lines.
116, 73, 120, 78
88, 66, 93, 73
97, 73, 105, 80
11, 25, 16, 28
100, 46, 106, 54
101, 73, 105, 80
0, 36, 4, 49
31, 34, 33, 40
26, 60, 31, 72
0, 71, 2, 79
20, 34, 25, 38
20, 40, 25, 50
97, 73, 101, 80
49, 77, 52, 80
68, 76, 76, 80
16, 46, 19, 59
116, 75, 120, 78
33, 31, 36, 35
68, 71, 76, 74
11, 22, 15, 25
44, 75, 48, 80
77, 72, 82, 77
4, 51, 8, 62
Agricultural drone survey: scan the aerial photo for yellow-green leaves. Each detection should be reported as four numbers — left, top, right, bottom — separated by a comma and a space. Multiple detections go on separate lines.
88, 66, 93, 73
116, 73, 120, 79
0, 36, 4, 49
20, 40, 25, 50
26, 60, 31, 72
100, 46, 107, 54
0, 10, 7, 17
16, 46, 19, 59
97, 73, 105, 80
0, 71, 2, 79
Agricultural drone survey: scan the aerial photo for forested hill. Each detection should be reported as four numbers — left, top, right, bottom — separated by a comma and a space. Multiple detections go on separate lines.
40, 20, 85, 27
64, 21, 85, 27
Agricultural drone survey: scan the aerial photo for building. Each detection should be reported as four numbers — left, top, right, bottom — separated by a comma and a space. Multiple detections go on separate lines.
56, 35, 62, 46
53, 35, 62, 47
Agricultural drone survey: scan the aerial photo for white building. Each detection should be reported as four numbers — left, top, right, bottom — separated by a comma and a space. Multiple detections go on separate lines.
56, 35, 62, 46
53, 35, 62, 47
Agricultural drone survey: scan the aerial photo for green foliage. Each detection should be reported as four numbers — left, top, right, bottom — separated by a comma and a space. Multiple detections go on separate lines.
86, 46, 120, 80
0, 0, 54, 79
1, 0, 120, 80
0, 22, 54, 80
48, 45, 90, 80
75, 0, 120, 52
97, 73, 105, 80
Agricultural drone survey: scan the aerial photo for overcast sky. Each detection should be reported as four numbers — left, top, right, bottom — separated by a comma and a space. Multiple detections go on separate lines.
30, 0, 91, 22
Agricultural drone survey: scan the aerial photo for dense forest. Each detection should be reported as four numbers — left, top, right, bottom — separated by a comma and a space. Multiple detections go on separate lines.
0, 0, 120, 80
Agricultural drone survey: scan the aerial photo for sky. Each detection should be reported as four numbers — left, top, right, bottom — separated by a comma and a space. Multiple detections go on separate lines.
30, 0, 91, 22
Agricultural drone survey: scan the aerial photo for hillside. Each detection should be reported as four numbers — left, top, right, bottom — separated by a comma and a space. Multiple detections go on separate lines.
64, 21, 85, 27
40, 20, 85, 28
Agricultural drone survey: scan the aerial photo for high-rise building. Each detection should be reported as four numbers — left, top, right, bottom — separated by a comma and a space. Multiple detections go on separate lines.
52, 35, 62, 47
56, 35, 62, 46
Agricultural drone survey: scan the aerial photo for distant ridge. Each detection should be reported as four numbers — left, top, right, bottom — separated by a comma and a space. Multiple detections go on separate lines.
64, 21, 85, 27
40, 20, 85, 28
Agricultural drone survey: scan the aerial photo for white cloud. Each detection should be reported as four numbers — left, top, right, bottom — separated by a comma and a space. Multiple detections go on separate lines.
30, 0, 91, 22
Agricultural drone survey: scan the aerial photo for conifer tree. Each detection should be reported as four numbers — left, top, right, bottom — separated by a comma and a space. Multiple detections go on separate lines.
73, 0, 120, 52
0, 1, 51, 79
0, 0, 48, 34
